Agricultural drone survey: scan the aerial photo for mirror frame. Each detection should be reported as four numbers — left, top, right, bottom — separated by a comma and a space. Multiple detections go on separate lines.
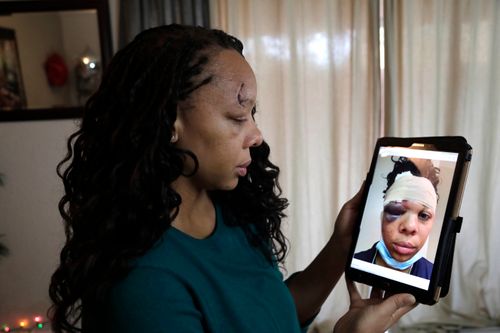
0, 0, 112, 122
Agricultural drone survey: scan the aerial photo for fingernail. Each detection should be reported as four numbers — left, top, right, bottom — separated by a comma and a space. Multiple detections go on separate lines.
405, 295, 416, 306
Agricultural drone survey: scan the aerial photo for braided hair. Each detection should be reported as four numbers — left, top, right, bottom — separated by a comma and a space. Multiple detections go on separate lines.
384, 156, 440, 194
49, 24, 288, 332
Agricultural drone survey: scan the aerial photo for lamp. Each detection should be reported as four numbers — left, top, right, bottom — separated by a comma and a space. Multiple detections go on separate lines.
75, 46, 101, 105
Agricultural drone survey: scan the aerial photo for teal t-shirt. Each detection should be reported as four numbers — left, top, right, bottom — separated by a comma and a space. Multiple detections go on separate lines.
102, 205, 304, 332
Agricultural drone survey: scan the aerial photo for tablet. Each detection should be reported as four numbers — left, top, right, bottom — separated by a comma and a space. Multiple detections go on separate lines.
345, 136, 472, 305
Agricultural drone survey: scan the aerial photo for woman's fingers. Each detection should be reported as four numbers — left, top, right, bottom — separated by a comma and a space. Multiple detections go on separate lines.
345, 278, 362, 303
377, 293, 417, 329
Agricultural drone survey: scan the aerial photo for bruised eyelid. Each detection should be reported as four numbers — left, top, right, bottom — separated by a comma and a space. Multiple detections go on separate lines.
383, 203, 406, 222
384, 202, 405, 213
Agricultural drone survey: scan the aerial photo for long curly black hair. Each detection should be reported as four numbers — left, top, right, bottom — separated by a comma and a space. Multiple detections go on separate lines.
49, 24, 288, 332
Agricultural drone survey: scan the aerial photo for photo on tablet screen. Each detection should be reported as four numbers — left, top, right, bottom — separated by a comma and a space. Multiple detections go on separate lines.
350, 145, 459, 290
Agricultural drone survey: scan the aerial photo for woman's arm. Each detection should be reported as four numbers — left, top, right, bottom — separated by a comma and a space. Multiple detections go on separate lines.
286, 184, 364, 323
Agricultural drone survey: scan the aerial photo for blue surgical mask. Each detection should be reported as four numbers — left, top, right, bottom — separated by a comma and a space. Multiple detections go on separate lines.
375, 240, 423, 270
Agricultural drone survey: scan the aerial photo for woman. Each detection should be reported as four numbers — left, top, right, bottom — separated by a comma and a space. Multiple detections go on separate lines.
355, 157, 440, 279
49, 24, 415, 333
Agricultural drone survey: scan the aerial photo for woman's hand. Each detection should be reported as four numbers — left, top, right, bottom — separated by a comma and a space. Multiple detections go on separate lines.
334, 279, 417, 333
330, 182, 365, 263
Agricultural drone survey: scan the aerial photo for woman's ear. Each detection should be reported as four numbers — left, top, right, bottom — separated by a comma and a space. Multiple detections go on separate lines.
171, 107, 183, 143
170, 130, 178, 143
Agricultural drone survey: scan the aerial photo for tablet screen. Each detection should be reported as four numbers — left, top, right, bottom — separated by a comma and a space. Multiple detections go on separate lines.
350, 145, 459, 290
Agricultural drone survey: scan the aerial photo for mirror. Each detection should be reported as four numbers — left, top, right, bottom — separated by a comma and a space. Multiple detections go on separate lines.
0, 1, 112, 122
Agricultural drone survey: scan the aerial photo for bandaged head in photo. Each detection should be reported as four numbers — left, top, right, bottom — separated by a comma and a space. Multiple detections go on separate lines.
377, 171, 438, 269
383, 171, 437, 211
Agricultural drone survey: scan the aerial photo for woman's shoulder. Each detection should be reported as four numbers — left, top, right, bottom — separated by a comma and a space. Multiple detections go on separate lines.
411, 256, 433, 279
354, 243, 377, 262
414, 256, 433, 269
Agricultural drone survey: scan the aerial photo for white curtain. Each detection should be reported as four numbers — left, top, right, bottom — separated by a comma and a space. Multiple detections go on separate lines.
210, 0, 381, 331
384, 0, 500, 329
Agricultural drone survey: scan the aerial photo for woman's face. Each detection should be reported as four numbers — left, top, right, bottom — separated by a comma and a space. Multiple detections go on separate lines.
173, 49, 263, 191
381, 200, 435, 262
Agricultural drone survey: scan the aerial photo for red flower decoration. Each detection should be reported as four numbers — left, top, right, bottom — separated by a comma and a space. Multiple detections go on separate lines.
44, 53, 69, 86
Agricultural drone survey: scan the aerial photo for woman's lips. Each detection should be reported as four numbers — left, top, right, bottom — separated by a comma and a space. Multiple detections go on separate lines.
392, 242, 417, 256
236, 161, 251, 177
236, 166, 247, 177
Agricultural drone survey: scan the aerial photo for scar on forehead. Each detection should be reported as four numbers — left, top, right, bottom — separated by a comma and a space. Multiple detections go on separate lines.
238, 83, 256, 104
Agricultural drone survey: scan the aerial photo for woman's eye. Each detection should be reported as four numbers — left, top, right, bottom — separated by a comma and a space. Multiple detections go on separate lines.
383, 204, 405, 222
383, 211, 401, 222
232, 116, 248, 123
418, 211, 432, 221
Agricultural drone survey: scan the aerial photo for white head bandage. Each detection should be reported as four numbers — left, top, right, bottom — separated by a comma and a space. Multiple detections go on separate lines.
383, 171, 437, 211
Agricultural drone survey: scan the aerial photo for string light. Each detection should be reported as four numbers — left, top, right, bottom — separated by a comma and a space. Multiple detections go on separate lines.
1, 316, 47, 331
34, 316, 43, 329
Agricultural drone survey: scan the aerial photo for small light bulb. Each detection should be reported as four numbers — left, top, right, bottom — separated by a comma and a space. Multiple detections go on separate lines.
82, 57, 90, 65
19, 320, 28, 327
34, 316, 42, 323
89, 62, 96, 69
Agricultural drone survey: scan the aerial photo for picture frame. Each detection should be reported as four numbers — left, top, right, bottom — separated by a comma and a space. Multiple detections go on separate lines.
0, 26, 27, 111
0, 0, 112, 122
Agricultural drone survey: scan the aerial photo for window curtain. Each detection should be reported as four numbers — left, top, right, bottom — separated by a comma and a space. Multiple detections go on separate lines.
383, 0, 500, 329
119, 0, 210, 48
210, 0, 381, 331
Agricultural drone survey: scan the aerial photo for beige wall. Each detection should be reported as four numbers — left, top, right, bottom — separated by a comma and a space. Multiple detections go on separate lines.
0, 119, 77, 327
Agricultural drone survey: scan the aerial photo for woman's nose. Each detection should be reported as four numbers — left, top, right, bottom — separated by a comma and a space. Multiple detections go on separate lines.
399, 214, 418, 235
247, 122, 263, 148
